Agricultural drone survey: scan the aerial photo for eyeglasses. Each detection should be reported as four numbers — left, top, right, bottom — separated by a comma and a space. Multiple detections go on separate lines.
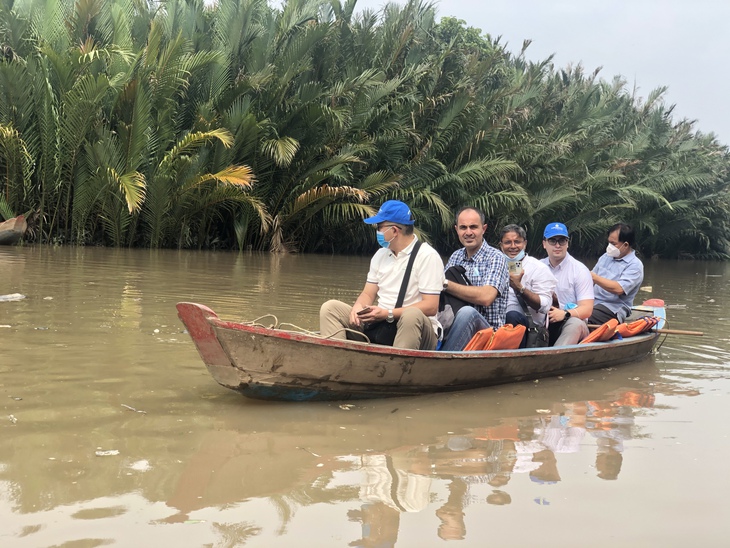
501, 239, 525, 246
377, 224, 397, 231
546, 237, 569, 246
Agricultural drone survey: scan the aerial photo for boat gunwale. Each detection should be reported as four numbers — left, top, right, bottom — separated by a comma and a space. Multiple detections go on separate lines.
210, 315, 659, 360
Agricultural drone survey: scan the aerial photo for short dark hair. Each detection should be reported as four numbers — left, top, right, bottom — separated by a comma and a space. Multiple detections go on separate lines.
379, 222, 413, 235
454, 206, 486, 226
500, 224, 527, 241
609, 223, 635, 247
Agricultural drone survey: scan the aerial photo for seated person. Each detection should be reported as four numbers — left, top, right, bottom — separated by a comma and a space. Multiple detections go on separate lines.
499, 224, 557, 347
540, 222, 594, 345
319, 200, 444, 350
440, 207, 508, 351
589, 223, 644, 325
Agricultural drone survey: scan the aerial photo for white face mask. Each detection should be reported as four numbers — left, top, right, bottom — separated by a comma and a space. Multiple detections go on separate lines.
504, 249, 525, 262
606, 243, 622, 258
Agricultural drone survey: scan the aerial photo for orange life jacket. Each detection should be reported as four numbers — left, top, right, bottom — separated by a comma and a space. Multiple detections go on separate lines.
487, 323, 526, 350
579, 318, 619, 344
463, 327, 494, 351
464, 324, 526, 351
615, 316, 660, 338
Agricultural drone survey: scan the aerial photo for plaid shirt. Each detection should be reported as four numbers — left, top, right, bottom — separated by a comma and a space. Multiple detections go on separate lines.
445, 240, 509, 327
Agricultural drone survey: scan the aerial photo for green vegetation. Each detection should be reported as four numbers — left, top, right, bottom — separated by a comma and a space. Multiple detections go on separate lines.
1, 0, 728, 258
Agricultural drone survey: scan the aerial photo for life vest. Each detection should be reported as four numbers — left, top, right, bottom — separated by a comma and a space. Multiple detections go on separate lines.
615, 316, 660, 338
579, 318, 619, 344
463, 327, 494, 351
464, 324, 526, 351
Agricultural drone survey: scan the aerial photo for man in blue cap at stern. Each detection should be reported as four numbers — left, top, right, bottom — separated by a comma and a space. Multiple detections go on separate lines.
319, 200, 445, 350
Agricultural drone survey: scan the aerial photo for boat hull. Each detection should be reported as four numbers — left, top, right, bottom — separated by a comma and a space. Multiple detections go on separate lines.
0, 215, 27, 245
177, 302, 662, 402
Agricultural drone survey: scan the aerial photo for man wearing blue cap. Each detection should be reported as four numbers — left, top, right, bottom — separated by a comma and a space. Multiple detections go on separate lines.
540, 222, 594, 345
319, 200, 445, 350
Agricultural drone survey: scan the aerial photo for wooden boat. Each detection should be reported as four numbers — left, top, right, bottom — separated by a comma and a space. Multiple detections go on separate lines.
176, 301, 666, 402
0, 215, 27, 245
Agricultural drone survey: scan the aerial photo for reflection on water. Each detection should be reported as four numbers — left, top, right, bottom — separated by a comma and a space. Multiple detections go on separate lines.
1, 247, 729, 546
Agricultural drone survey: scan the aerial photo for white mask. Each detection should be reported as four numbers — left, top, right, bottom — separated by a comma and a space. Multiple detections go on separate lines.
606, 243, 622, 258
504, 249, 525, 262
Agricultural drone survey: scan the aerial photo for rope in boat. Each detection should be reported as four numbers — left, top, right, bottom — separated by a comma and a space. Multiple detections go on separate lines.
245, 314, 372, 343
654, 333, 668, 352
246, 314, 279, 329
277, 322, 319, 336
319, 327, 372, 344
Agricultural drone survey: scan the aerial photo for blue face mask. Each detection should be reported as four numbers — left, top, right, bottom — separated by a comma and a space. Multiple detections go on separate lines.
504, 249, 525, 262
377, 227, 396, 248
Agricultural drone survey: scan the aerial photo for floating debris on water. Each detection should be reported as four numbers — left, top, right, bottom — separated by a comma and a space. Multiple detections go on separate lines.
121, 404, 146, 414
95, 449, 120, 457
297, 446, 321, 457
128, 459, 152, 472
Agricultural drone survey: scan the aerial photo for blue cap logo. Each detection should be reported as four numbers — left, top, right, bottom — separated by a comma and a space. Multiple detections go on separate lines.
543, 222, 569, 239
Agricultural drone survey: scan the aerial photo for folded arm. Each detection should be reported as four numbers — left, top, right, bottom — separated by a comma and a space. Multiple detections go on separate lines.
446, 281, 498, 308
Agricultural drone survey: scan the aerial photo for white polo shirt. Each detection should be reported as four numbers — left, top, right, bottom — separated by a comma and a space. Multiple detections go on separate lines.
540, 252, 594, 309
367, 236, 445, 334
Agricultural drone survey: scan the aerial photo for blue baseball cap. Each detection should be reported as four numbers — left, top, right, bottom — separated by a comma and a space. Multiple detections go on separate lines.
543, 222, 569, 239
364, 200, 415, 225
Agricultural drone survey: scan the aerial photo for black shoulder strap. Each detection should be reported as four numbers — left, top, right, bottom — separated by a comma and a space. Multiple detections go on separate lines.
395, 240, 421, 308
515, 290, 538, 329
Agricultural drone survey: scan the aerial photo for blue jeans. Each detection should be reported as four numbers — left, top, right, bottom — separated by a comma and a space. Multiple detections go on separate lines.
441, 306, 491, 351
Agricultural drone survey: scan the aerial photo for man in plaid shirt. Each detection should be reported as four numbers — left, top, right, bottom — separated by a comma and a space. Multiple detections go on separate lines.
440, 207, 509, 351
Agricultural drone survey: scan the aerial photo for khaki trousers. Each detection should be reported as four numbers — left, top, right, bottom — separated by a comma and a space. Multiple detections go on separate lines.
319, 299, 438, 350
554, 317, 589, 346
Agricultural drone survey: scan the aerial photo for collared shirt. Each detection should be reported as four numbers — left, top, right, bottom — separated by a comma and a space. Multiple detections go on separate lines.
445, 240, 509, 327
506, 255, 557, 327
368, 236, 445, 334
541, 252, 594, 309
591, 250, 644, 321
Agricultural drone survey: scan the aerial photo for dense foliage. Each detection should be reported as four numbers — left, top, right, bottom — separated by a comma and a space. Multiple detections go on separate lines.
1, 0, 728, 258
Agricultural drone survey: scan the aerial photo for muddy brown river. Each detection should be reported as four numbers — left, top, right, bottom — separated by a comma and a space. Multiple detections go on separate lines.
1, 246, 729, 546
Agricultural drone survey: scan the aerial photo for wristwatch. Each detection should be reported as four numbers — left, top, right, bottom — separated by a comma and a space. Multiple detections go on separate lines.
443, 279, 449, 289
387, 309, 395, 323
564, 310, 571, 321
519, 286, 525, 295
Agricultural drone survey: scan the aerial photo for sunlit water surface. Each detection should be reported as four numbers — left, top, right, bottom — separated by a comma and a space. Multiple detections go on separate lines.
1, 246, 729, 547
